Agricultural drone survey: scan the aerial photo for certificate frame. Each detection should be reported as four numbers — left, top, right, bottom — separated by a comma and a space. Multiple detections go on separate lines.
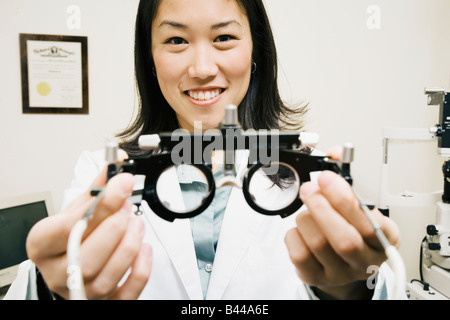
19, 33, 89, 114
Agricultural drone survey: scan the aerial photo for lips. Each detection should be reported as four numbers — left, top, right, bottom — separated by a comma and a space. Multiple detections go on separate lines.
185, 88, 225, 102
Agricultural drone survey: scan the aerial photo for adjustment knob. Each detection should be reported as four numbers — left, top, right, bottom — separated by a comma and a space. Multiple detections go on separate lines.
426, 225, 439, 236
428, 243, 441, 251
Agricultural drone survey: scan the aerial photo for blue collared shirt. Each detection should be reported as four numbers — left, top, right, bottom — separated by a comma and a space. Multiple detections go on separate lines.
176, 157, 238, 298
175, 153, 391, 300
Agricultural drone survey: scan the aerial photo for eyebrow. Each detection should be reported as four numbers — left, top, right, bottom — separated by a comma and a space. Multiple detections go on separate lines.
158, 20, 241, 30
212, 20, 241, 30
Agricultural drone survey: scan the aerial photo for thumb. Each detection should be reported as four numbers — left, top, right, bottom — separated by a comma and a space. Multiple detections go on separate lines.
326, 145, 343, 161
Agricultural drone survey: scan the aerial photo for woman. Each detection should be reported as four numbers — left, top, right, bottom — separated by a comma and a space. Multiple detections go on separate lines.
6, 0, 400, 300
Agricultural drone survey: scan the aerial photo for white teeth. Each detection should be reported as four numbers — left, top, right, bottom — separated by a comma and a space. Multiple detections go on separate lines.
188, 89, 222, 101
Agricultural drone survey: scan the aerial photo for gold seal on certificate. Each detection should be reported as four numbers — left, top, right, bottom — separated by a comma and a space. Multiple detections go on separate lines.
36, 82, 51, 97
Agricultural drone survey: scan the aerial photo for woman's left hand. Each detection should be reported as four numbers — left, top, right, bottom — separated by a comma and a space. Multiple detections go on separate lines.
284, 168, 401, 300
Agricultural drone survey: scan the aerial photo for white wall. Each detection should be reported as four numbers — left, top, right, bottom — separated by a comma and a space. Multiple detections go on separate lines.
1, 0, 450, 283
263, 0, 450, 281
0, 0, 140, 211
265, 0, 450, 194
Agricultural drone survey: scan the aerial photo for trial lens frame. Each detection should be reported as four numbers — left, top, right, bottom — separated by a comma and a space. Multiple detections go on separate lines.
102, 105, 353, 222
71, 107, 407, 301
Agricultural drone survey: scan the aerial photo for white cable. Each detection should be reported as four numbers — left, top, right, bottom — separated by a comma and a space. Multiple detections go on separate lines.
66, 188, 105, 300
385, 245, 407, 300
65, 179, 406, 300
359, 200, 407, 300
67, 218, 88, 300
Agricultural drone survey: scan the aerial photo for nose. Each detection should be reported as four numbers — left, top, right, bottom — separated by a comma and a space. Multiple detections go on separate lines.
188, 45, 219, 80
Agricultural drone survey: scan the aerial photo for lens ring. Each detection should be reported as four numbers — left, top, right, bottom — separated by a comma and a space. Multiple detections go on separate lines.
243, 162, 303, 218
151, 163, 215, 221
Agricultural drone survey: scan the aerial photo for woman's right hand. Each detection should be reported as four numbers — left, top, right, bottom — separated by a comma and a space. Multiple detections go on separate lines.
26, 165, 153, 300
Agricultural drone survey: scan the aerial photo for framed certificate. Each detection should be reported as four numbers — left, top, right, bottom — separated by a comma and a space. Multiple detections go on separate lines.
19, 33, 89, 114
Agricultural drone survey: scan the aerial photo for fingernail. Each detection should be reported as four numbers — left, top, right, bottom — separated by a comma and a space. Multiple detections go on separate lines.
319, 171, 335, 189
299, 182, 315, 199
111, 173, 135, 198
130, 216, 145, 237
120, 199, 133, 216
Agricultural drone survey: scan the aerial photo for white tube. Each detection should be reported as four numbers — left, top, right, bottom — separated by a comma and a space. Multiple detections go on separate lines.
385, 245, 407, 300
67, 218, 88, 300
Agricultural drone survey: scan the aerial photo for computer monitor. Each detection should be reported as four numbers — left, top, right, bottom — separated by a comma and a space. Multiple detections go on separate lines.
0, 191, 55, 288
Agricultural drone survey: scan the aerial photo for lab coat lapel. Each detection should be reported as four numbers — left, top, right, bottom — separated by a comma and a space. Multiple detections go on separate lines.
206, 188, 266, 300
146, 211, 203, 299
205, 152, 266, 300
143, 167, 203, 300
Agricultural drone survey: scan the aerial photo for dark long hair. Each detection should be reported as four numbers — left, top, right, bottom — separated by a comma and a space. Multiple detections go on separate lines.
117, 0, 308, 155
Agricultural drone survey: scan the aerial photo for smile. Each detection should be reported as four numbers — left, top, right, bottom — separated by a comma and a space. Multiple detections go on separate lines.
186, 88, 225, 101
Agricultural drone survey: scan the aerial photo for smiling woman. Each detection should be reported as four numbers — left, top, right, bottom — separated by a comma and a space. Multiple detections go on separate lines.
6, 0, 403, 302
117, 0, 307, 156
151, 0, 253, 131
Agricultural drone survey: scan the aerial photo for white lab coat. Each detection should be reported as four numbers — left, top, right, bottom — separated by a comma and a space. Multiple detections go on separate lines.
5, 149, 396, 300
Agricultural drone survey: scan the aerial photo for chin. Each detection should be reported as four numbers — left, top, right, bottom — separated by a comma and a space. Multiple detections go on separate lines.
189, 113, 223, 131
192, 120, 221, 131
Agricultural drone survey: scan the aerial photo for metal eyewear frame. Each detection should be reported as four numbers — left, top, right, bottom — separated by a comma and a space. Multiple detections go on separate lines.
100, 106, 353, 222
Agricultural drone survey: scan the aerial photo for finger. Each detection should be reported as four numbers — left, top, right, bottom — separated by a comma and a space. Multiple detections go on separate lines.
109, 243, 153, 300
326, 145, 343, 161
27, 173, 134, 259
26, 200, 93, 262
117, 148, 129, 162
295, 211, 357, 285
367, 208, 401, 249
33, 254, 70, 298
65, 166, 108, 213
299, 181, 368, 266
85, 216, 145, 299
32, 195, 136, 299
317, 171, 395, 249
64, 160, 135, 242
285, 224, 324, 285
26, 204, 132, 298
84, 173, 135, 235
78, 202, 132, 283
66, 148, 129, 214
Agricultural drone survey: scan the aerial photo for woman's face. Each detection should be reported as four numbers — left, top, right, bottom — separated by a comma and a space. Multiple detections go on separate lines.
151, 0, 253, 132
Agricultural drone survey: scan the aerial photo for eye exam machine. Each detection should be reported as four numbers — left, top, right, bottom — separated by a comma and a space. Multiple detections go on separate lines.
379, 88, 450, 300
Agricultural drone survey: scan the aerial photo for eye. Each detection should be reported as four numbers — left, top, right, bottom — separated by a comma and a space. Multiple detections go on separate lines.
166, 37, 188, 45
215, 35, 236, 43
